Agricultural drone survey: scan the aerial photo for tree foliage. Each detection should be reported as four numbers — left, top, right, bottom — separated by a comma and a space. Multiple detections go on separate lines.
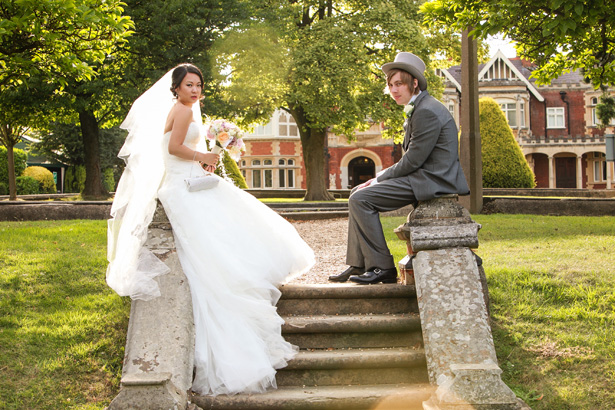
0, 0, 133, 88
421, 0, 615, 88
479, 98, 535, 188
213, 0, 431, 200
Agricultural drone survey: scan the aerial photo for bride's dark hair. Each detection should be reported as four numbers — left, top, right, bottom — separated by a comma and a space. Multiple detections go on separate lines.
170, 63, 204, 97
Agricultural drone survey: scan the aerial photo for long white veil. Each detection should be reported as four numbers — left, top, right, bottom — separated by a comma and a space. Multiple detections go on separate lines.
106, 69, 202, 300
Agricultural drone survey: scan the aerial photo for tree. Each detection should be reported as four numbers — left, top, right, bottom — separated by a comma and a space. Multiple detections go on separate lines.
479, 98, 535, 188
212, 0, 430, 200
0, 0, 131, 87
0, 0, 133, 199
421, 0, 615, 89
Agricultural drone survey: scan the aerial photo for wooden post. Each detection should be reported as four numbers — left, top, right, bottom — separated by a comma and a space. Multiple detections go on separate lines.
459, 29, 483, 214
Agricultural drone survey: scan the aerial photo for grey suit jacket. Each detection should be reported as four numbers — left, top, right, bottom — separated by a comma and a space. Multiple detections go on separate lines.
377, 91, 470, 201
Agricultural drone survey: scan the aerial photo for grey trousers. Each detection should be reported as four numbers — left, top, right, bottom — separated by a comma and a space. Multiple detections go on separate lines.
346, 177, 417, 270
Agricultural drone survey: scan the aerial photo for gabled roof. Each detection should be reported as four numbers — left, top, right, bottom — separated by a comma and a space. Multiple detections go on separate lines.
435, 68, 461, 92
438, 49, 544, 102
478, 50, 543, 101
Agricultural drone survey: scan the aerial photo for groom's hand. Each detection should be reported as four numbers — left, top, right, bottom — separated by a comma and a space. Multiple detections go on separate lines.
356, 178, 375, 190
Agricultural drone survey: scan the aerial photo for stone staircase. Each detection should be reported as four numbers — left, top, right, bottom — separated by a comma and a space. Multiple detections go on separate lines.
191, 283, 434, 410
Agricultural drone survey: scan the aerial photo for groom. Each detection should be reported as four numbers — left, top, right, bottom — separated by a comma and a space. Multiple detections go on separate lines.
330, 52, 470, 284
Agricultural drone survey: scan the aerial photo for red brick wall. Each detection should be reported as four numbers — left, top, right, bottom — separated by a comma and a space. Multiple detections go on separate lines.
532, 89, 585, 138
565, 90, 586, 137
279, 141, 296, 156
250, 141, 273, 155
530, 94, 546, 136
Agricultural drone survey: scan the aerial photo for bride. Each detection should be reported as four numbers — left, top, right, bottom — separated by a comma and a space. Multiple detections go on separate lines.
106, 64, 315, 396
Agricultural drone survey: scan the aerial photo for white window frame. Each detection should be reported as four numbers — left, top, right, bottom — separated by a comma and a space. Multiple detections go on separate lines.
278, 112, 299, 138
499, 102, 518, 128
547, 107, 566, 129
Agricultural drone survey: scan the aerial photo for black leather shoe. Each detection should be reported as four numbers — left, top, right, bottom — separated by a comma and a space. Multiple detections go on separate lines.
349, 267, 397, 284
329, 266, 365, 282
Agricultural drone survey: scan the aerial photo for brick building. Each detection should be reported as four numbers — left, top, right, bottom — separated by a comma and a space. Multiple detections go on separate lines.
239, 50, 615, 191
439, 50, 615, 189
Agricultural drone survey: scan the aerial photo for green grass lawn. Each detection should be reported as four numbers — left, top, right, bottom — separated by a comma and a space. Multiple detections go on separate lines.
1, 214, 614, 409
384, 214, 615, 409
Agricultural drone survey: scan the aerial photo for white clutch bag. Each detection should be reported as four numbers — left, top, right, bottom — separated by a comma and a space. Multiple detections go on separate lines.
185, 172, 219, 192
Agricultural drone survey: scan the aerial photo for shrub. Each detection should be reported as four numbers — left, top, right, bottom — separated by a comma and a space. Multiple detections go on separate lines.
0, 182, 7, 195
102, 168, 115, 192
216, 150, 248, 189
64, 165, 86, 193
0, 146, 28, 185
23, 166, 57, 194
16, 176, 39, 195
479, 98, 536, 188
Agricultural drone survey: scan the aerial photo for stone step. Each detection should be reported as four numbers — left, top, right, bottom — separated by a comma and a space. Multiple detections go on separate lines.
191, 383, 435, 410
282, 314, 423, 349
277, 347, 428, 386
278, 284, 417, 316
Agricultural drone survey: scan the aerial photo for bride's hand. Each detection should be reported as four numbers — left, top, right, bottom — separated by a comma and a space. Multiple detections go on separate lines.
204, 164, 216, 173
199, 152, 219, 166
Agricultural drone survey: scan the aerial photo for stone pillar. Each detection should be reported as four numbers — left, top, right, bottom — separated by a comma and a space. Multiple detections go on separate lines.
577, 155, 583, 189
549, 155, 555, 188
395, 196, 525, 410
109, 203, 195, 410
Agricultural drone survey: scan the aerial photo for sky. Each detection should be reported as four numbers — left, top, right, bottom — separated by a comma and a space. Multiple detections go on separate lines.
486, 34, 517, 58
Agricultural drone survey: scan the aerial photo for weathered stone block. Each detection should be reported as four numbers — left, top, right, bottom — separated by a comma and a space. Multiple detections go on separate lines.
413, 248, 496, 385
109, 203, 195, 410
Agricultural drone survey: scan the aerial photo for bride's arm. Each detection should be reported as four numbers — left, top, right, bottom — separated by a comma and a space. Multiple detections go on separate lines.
168, 106, 219, 166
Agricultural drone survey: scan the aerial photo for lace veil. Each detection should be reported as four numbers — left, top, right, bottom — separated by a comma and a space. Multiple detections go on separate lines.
106, 69, 202, 300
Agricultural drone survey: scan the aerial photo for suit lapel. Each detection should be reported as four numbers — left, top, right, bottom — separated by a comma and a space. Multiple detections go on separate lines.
402, 91, 430, 151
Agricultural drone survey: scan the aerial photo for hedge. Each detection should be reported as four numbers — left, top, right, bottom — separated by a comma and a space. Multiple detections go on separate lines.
23, 166, 57, 194
479, 98, 536, 188
0, 146, 28, 185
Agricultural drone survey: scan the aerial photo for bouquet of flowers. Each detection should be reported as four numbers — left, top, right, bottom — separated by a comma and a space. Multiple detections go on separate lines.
206, 119, 246, 161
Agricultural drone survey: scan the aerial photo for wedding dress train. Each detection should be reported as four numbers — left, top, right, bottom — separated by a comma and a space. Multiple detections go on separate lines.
156, 123, 315, 395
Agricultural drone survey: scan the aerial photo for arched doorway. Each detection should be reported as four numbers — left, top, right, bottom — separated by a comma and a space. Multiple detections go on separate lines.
348, 156, 375, 188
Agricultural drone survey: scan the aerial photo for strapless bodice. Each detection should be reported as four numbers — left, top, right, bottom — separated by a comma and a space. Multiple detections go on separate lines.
162, 122, 203, 176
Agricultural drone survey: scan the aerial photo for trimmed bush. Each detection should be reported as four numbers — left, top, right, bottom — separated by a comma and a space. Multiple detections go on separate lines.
16, 176, 39, 195
64, 165, 86, 193
219, 150, 248, 189
0, 146, 28, 185
479, 98, 536, 188
23, 166, 57, 194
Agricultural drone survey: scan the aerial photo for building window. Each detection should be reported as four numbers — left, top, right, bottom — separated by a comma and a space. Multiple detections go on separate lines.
547, 107, 565, 129
278, 112, 299, 137
592, 153, 606, 182
252, 122, 273, 136
277, 158, 296, 188
252, 170, 261, 188
519, 102, 526, 127
243, 157, 296, 189
499, 103, 518, 127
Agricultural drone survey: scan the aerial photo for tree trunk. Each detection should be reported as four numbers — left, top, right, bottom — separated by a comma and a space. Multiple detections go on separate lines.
78, 109, 108, 199
291, 107, 335, 201
7, 144, 17, 200
1, 124, 18, 200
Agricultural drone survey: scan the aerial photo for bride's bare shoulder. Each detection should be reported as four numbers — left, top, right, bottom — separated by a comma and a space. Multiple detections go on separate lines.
164, 103, 192, 133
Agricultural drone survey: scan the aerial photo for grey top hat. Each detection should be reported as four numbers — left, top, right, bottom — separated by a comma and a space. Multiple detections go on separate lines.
382, 52, 427, 91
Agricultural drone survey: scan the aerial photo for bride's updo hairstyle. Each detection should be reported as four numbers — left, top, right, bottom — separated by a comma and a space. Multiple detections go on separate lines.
170, 63, 204, 98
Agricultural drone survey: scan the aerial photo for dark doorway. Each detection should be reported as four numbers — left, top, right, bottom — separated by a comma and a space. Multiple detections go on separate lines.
555, 157, 576, 188
532, 153, 549, 188
348, 156, 375, 188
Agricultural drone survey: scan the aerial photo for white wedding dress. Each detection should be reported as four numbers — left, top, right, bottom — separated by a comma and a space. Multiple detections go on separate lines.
155, 123, 314, 396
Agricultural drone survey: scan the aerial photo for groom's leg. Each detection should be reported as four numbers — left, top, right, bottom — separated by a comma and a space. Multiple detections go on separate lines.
346, 178, 417, 270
